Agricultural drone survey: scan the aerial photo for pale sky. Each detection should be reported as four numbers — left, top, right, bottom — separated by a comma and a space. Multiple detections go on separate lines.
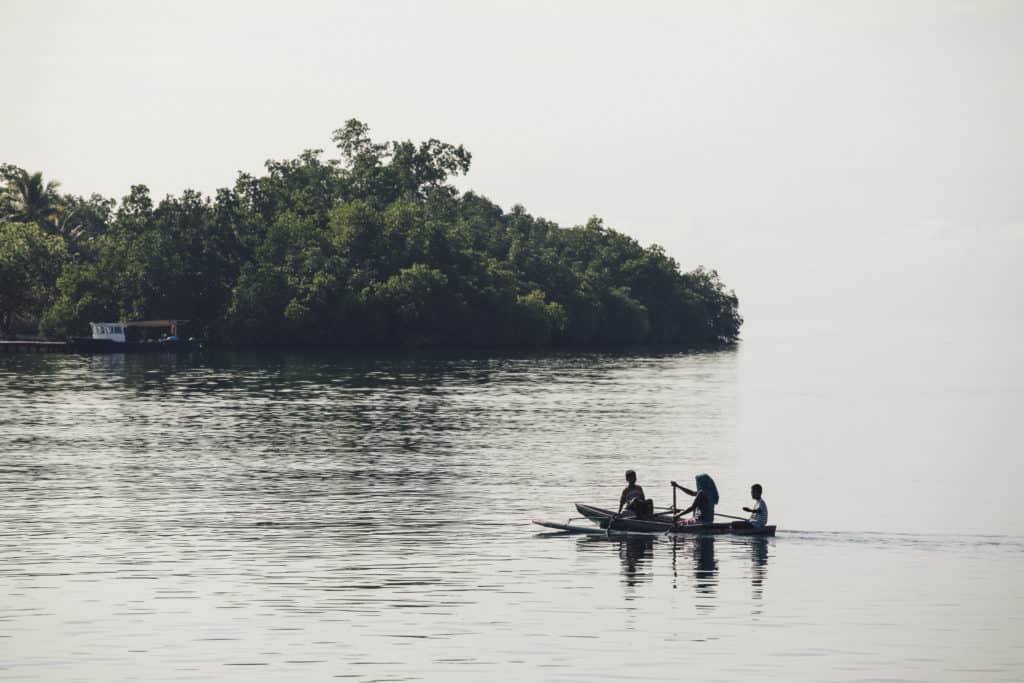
3, 0, 1022, 324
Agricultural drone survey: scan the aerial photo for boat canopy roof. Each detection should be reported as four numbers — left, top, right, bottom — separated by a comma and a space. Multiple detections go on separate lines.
123, 320, 189, 328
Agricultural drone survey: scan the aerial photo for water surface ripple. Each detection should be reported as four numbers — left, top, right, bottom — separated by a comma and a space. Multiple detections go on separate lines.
1, 347, 1021, 681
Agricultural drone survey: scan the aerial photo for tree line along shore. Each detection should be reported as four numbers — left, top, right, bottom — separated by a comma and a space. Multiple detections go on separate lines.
0, 121, 742, 348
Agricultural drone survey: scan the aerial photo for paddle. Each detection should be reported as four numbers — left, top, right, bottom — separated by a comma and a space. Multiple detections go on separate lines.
714, 512, 749, 522
655, 507, 748, 522
671, 486, 679, 527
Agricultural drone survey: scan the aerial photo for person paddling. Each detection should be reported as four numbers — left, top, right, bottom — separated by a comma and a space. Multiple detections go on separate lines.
744, 483, 767, 526
735, 483, 768, 529
671, 473, 719, 525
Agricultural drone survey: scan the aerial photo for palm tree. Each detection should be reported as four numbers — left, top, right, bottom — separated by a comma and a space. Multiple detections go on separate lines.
2, 167, 63, 229
1, 165, 88, 250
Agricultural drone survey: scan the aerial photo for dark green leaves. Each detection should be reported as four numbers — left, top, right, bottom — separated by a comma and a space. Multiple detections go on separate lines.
1, 122, 742, 347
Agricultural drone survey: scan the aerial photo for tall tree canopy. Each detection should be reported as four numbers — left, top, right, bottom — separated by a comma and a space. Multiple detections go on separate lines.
2, 121, 742, 347
0, 221, 67, 337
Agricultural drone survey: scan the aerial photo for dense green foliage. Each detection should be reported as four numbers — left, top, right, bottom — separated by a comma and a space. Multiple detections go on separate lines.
0, 221, 67, 337
0, 122, 742, 347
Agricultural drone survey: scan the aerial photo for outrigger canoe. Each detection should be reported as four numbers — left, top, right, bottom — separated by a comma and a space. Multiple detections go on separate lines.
531, 503, 775, 536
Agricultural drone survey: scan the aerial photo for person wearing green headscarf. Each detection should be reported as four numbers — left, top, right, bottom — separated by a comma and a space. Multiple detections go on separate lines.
671, 473, 719, 524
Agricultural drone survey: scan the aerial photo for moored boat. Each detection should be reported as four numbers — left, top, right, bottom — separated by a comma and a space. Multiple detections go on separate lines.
70, 320, 203, 353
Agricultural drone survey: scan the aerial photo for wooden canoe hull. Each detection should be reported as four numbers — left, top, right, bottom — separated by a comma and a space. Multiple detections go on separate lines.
573, 502, 776, 536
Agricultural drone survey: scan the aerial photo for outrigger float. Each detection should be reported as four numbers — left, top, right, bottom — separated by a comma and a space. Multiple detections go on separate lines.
532, 503, 776, 536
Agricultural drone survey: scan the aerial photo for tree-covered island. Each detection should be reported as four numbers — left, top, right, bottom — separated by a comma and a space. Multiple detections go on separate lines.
0, 121, 742, 347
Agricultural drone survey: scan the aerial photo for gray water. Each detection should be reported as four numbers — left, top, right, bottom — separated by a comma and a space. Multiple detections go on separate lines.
2, 320, 1022, 681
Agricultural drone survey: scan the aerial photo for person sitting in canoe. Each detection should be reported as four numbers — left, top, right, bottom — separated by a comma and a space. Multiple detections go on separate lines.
619, 469, 654, 519
732, 483, 768, 529
671, 473, 719, 525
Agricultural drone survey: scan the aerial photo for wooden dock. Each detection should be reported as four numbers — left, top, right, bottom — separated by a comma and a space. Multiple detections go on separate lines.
0, 340, 69, 353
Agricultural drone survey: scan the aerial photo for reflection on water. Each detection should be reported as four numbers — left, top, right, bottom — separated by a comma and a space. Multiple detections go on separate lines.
691, 536, 718, 608
750, 537, 768, 605
572, 530, 773, 614
568, 532, 771, 612
2, 349, 1023, 682
619, 537, 656, 589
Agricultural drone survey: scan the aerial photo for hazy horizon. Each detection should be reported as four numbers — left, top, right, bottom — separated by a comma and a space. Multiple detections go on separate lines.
3, 1, 1021, 324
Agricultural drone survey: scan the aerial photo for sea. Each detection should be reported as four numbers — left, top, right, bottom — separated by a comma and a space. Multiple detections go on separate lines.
1, 319, 1022, 681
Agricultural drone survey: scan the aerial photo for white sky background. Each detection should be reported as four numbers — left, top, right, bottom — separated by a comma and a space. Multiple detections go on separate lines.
2, 0, 1022, 325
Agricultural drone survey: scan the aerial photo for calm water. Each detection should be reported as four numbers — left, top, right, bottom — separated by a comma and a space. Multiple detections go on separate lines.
2, 321, 1022, 681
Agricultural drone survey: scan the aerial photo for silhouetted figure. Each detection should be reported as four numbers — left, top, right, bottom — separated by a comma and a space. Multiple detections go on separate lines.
671, 473, 719, 524
619, 469, 654, 519
732, 483, 769, 531
618, 469, 644, 511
